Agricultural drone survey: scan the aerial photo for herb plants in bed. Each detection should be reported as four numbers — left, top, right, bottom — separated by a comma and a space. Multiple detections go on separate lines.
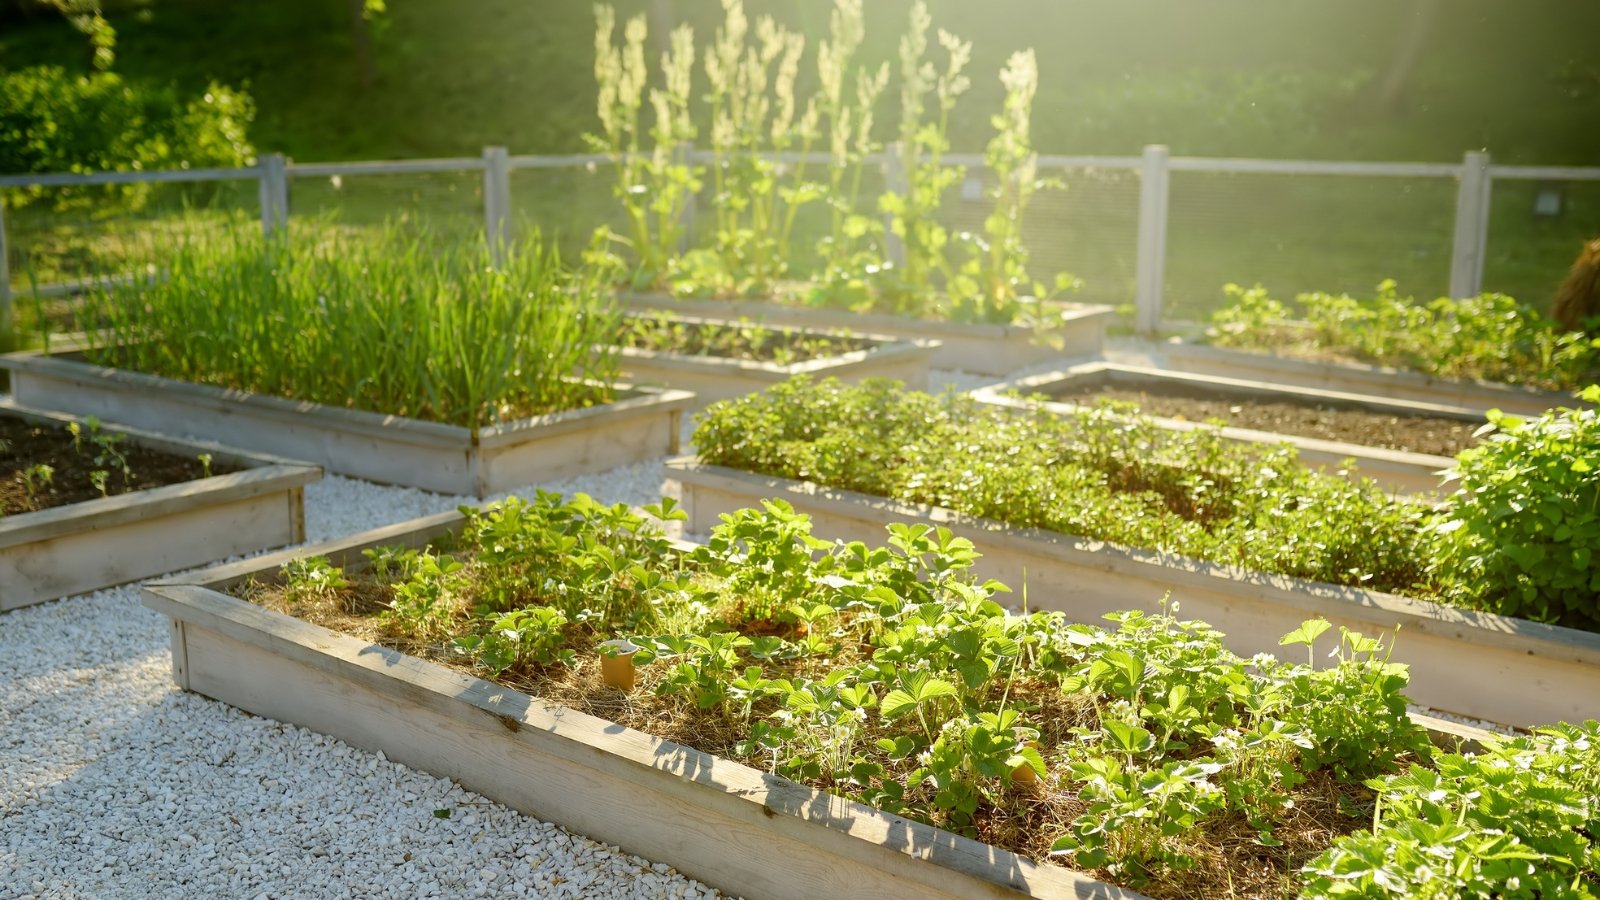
693, 377, 1600, 632
215, 491, 1600, 899
1186, 281, 1600, 407
2, 413, 228, 514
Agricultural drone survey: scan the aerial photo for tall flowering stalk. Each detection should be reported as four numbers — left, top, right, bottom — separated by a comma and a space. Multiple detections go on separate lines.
589, 4, 699, 286
876, 1, 971, 316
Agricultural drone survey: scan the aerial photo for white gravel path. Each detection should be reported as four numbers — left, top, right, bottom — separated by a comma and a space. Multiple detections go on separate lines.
1, 457, 722, 900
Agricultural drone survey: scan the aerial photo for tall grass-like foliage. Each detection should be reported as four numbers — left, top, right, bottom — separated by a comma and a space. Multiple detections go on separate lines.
79, 226, 624, 429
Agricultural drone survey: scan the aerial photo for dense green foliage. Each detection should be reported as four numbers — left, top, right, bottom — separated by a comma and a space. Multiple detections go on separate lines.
0, 65, 253, 209
79, 226, 623, 428
619, 312, 877, 364
1302, 720, 1600, 898
1428, 387, 1600, 628
277, 492, 1435, 895
694, 377, 1434, 595
1207, 280, 1600, 392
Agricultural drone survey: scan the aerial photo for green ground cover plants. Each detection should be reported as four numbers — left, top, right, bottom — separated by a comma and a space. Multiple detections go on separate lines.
693, 377, 1600, 630
1206, 280, 1600, 392
74, 225, 625, 429
619, 311, 879, 364
243, 491, 1600, 898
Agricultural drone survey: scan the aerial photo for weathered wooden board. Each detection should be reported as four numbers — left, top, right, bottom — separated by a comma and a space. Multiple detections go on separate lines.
0, 403, 319, 611
1, 350, 691, 497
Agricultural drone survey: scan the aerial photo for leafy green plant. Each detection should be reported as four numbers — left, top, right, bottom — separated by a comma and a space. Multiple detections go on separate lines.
17, 463, 54, 504
694, 376, 1435, 599
1427, 386, 1600, 627
619, 312, 874, 365
1301, 720, 1600, 899
1207, 280, 1600, 391
240, 492, 1550, 897
80, 225, 624, 429
589, 4, 699, 284
281, 556, 349, 603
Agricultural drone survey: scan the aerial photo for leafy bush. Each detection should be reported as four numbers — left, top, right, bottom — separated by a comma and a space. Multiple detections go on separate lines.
0, 66, 254, 210
1428, 386, 1600, 627
1301, 720, 1600, 899
693, 376, 1435, 596
1207, 280, 1600, 392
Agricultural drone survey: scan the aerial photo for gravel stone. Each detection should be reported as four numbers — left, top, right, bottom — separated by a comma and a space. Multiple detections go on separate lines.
1, 456, 723, 900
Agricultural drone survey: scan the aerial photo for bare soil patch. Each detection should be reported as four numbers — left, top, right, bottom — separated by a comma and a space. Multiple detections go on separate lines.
1056, 383, 1479, 457
1, 416, 235, 515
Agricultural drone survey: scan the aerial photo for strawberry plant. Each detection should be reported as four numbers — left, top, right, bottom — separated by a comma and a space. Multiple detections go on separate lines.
237, 492, 1545, 898
1207, 280, 1600, 392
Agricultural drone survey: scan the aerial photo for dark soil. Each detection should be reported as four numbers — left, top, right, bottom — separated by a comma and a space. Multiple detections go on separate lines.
1, 416, 236, 515
1058, 383, 1480, 457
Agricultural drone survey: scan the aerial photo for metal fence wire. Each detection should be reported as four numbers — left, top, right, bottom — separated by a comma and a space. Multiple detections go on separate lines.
3, 146, 1599, 336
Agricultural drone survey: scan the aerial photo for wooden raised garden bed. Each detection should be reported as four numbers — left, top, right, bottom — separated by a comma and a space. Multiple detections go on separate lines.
0, 349, 693, 497
623, 294, 1113, 377
668, 457, 1600, 729
972, 362, 1480, 497
1164, 340, 1589, 417
141, 513, 1149, 900
615, 312, 936, 408
2, 402, 320, 612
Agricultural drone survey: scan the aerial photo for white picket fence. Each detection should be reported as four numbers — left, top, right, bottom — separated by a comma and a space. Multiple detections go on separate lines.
2, 145, 1598, 335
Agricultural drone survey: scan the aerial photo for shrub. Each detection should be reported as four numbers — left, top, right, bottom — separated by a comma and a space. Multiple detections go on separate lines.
0, 66, 254, 210
1428, 386, 1600, 627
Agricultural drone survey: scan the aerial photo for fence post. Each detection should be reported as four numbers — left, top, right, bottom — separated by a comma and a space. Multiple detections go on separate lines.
257, 153, 289, 236
1449, 150, 1492, 298
0, 197, 11, 345
1134, 144, 1171, 335
483, 146, 511, 268
881, 142, 907, 269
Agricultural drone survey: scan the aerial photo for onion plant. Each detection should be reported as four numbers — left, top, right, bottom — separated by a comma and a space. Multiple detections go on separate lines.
79, 224, 624, 429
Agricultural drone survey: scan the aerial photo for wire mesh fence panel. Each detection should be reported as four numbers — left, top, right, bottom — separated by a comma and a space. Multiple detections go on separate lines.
938, 164, 1141, 310
2, 179, 257, 334
508, 163, 628, 262
1162, 170, 1457, 322
288, 170, 484, 244
1483, 179, 1600, 316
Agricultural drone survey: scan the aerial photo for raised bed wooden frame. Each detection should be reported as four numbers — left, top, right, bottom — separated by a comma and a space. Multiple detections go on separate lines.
972, 362, 1474, 497
1, 402, 320, 612
141, 514, 1150, 900
615, 312, 937, 409
1164, 340, 1589, 417
1, 350, 693, 497
668, 458, 1600, 729
623, 294, 1114, 377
